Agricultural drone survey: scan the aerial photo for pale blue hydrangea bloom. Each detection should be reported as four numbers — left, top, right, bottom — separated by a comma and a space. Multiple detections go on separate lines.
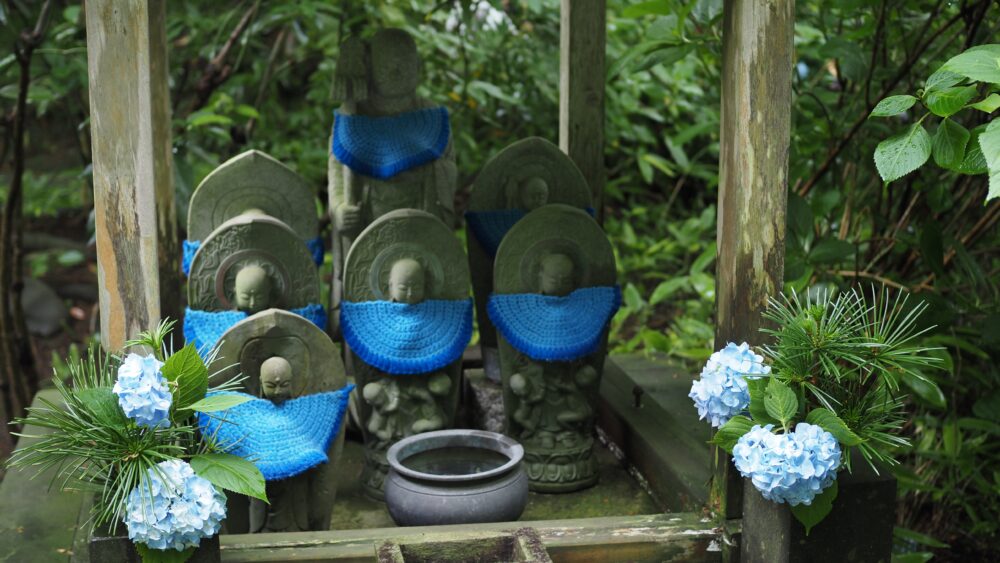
124, 459, 226, 552
689, 342, 771, 427
732, 423, 842, 506
113, 353, 172, 428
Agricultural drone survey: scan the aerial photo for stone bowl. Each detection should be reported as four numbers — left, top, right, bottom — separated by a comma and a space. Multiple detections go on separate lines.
384, 429, 528, 527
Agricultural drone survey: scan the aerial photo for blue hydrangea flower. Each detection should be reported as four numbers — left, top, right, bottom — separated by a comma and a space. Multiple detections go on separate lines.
732, 423, 842, 506
689, 342, 771, 427
113, 353, 172, 428
124, 459, 226, 552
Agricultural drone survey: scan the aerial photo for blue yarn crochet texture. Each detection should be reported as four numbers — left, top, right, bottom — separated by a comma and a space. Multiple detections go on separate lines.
341, 299, 473, 375
197, 386, 354, 481
183, 304, 327, 359
465, 207, 597, 258
488, 286, 621, 361
331, 107, 450, 180
181, 237, 325, 276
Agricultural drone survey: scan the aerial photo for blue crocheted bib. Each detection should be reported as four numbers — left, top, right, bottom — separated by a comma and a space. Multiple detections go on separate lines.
465, 208, 597, 258
197, 386, 354, 481
487, 286, 621, 361
183, 304, 328, 359
182, 238, 324, 276
341, 299, 472, 375
331, 107, 450, 180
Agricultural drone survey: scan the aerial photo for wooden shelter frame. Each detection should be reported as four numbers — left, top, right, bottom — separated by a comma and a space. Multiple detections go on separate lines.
74, 0, 794, 561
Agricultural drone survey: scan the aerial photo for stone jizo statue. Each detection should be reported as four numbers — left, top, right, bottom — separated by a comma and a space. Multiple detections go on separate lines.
388, 258, 425, 305
234, 263, 274, 315
259, 356, 294, 404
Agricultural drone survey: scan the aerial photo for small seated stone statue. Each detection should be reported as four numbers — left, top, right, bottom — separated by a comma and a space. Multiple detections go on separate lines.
506, 176, 550, 211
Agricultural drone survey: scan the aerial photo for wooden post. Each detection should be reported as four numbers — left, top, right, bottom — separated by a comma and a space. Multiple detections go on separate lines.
85, 0, 179, 351
714, 0, 795, 558
559, 0, 606, 223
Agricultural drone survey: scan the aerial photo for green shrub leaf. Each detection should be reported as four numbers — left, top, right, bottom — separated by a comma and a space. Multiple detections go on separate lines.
932, 118, 970, 169
190, 453, 267, 502
791, 481, 838, 536
161, 344, 209, 418
923, 69, 964, 94
747, 378, 780, 425
874, 123, 932, 182
805, 408, 863, 446
183, 393, 252, 413
808, 237, 855, 265
709, 415, 755, 454
763, 379, 798, 425
869, 95, 917, 118
75, 387, 127, 426
970, 93, 1000, 114
925, 85, 977, 117
977, 120, 1000, 201
942, 45, 1000, 84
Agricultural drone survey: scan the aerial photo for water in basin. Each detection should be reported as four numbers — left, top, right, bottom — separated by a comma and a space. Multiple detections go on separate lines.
401, 446, 509, 476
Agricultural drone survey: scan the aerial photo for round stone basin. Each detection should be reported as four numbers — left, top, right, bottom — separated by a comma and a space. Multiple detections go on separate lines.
384, 429, 528, 527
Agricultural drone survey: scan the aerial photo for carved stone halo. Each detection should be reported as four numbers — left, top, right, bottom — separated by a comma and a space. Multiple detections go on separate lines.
215, 251, 290, 311
519, 238, 588, 293
368, 243, 444, 301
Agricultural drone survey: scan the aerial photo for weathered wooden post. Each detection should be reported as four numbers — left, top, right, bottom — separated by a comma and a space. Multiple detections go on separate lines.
714, 0, 794, 559
559, 0, 606, 223
85, 0, 179, 351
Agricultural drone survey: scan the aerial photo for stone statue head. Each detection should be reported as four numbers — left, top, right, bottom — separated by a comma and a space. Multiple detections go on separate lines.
388, 258, 426, 305
259, 356, 295, 403
537, 253, 575, 297
234, 263, 272, 314
518, 177, 549, 211
369, 28, 420, 98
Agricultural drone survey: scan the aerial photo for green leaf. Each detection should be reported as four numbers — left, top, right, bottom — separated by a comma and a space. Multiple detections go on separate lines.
187, 111, 233, 128
890, 554, 933, 563
874, 123, 932, 183
869, 95, 917, 118
786, 193, 813, 237
923, 68, 964, 94
136, 543, 195, 563
970, 93, 1000, 113
894, 526, 950, 548
808, 237, 855, 265
942, 45, 1000, 84
621, 0, 672, 18
977, 119, 1000, 201
747, 378, 779, 425
649, 278, 687, 305
790, 481, 837, 536
161, 344, 209, 417
190, 453, 267, 502
709, 415, 755, 454
955, 123, 990, 175
805, 408, 863, 446
932, 118, 970, 169
902, 371, 946, 410
75, 387, 127, 426
763, 379, 798, 425
183, 393, 252, 413
942, 419, 961, 457
924, 85, 977, 117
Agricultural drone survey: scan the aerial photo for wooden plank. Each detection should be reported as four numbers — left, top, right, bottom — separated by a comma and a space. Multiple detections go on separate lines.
85, 0, 178, 351
714, 0, 795, 555
559, 0, 606, 222
220, 513, 719, 562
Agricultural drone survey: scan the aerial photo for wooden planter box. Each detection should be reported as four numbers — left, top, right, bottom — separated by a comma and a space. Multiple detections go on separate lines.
89, 526, 221, 563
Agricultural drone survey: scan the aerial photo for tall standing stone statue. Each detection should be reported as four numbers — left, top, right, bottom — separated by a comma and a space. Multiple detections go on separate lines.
340, 209, 472, 499
327, 28, 457, 334
465, 138, 592, 379
488, 204, 619, 492
198, 309, 353, 533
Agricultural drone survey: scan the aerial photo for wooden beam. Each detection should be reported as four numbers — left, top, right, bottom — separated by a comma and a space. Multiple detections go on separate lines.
713, 0, 795, 551
559, 0, 606, 223
85, 0, 179, 351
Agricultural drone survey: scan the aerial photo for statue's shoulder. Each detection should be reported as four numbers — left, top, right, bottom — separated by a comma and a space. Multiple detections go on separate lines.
334, 102, 358, 116
415, 97, 444, 111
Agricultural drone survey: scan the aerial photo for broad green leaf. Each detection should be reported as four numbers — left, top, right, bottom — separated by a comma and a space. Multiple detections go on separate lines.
924, 85, 977, 117
75, 387, 127, 426
942, 419, 961, 457
790, 481, 837, 535
805, 408, 863, 446
623, 283, 644, 312
932, 118, 970, 169
869, 95, 917, 118
923, 68, 964, 94
649, 278, 687, 305
747, 378, 779, 425
183, 393, 253, 413
893, 526, 950, 549
187, 111, 232, 128
709, 415, 755, 454
468, 81, 517, 104
161, 344, 209, 417
608, 40, 679, 81
970, 93, 1000, 113
874, 123, 932, 183
136, 543, 195, 563
902, 371, 946, 410
621, 0, 672, 18
808, 237, 855, 265
190, 453, 267, 502
763, 379, 798, 425
942, 45, 1000, 84
978, 119, 1000, 201
955, 123, 989, 174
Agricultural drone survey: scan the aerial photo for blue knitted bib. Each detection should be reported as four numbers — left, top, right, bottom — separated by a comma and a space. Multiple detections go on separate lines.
488, 286, 621, 361
341, 299, 472, 375
183, 304, 328, 359
197, 386, 354, 481
182, 237, 324, 276
465, 208, 597, 258
331, 107, 450, 180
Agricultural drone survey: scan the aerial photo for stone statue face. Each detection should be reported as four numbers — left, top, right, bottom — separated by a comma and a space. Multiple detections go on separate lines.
519, 178, 549, 211
388, 258, 426, 305
234, 264, 272, 314
260, 356, 294, 403
538, 253, 575, 297
369, 29, 420, 98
